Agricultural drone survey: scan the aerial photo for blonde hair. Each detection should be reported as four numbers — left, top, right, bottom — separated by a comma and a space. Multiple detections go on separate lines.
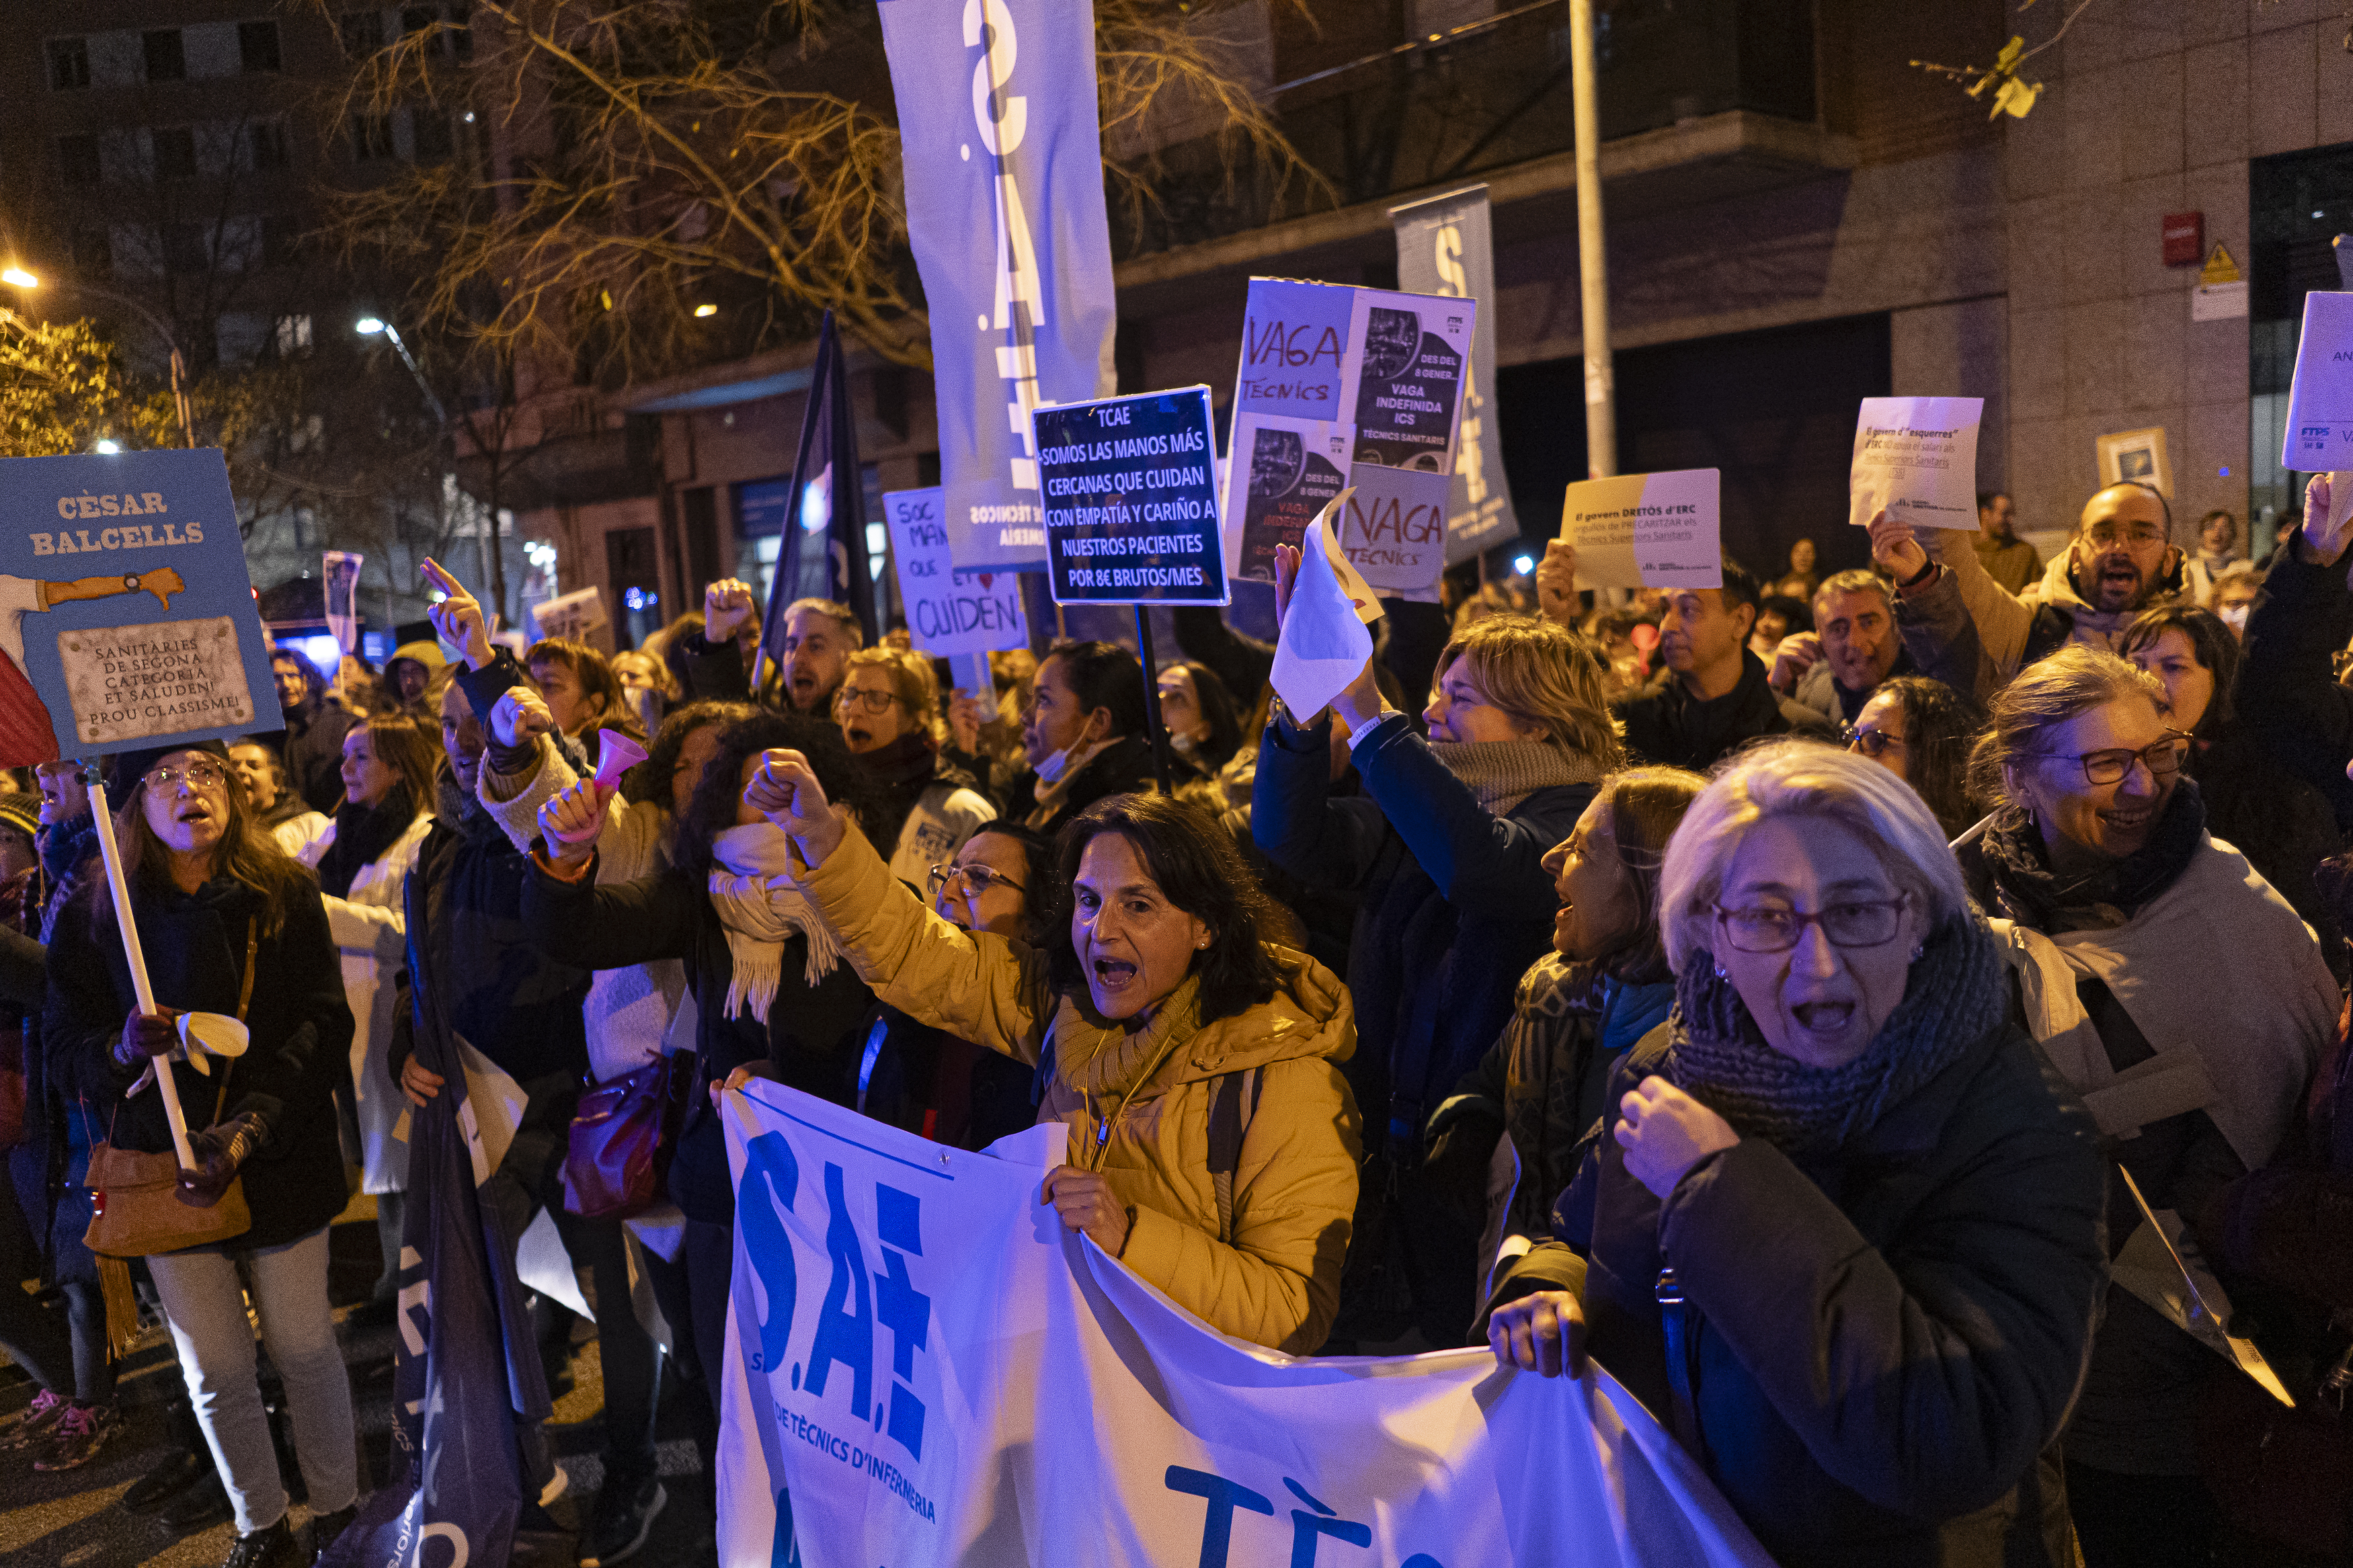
1967, 646, 2167, 806
844, 645, 943, 741
1659, 740, 1966, 974
1434, 614, 1624, 769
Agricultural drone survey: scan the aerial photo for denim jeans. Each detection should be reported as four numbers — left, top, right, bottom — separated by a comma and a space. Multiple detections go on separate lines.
147, 1227, 359, 1536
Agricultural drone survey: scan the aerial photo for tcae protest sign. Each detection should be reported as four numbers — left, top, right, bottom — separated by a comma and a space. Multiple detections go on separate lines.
1224, 278, 1475, 595
883, 487, 1029, 655
1033, 388, 1228, 606
877, 0, 1119, 573
717, 1083, 1774, 1568
0, 449, 276, 768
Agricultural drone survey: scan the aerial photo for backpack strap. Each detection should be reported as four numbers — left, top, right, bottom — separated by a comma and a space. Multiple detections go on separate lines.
1207, 1067, 1263, 1245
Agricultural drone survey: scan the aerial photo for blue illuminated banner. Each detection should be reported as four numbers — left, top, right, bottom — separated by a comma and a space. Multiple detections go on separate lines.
1031, 388, 1228, 606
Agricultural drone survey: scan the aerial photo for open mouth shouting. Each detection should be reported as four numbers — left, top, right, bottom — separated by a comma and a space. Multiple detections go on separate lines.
1088, 951, 1140, 1005
1783, 990, 1864, 1055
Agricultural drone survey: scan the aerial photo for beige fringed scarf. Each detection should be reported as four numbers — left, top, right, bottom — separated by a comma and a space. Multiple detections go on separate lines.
1427, 738, 1604, 818
709, 823, 844, 1021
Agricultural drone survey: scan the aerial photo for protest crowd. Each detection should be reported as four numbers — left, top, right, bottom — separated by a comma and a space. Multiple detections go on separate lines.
9, 456, 2353, 1568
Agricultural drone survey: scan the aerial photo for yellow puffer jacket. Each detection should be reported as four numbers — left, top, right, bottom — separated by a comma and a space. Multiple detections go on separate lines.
799, 825, 1361, 1354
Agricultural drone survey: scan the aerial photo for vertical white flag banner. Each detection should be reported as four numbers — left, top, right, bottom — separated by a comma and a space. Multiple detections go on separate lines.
878, 0, 1119, 572
1392, 184, 1519, 563
717, 1083, 1775, 1568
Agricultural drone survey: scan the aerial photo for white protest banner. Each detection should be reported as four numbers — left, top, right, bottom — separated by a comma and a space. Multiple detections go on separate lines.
530, 584, 608, 642
1847, 397, 1983, 530
1224, 278, 1476, 595
882, 488, 1029, 657
1562, 470, 1724, 591
1393, 184, 1519, 563
2284, 292, 2353, 472
717, 1081, 1774, 1568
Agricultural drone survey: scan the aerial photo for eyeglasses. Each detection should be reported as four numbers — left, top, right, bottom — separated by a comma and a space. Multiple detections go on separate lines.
1713, 895, 1909, 954
2026, 734, 2188, 786
143, 759, 227, 794
836, 688, 906, 715
1841, 725, 1905, 759
2081, 523, 2166, 549
926, 862, 1026, 899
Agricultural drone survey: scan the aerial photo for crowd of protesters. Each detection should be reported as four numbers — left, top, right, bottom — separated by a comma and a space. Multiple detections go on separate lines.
5, 467, 2353, 1568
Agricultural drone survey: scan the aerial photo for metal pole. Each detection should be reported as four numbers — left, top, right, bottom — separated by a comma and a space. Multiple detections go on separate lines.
1568, 0, 1616, 481
1133, 605, 1174, 796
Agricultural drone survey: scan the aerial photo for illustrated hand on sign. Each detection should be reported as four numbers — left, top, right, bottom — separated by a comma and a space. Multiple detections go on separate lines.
1534, 540, 1579, 628
1866, 509, 1929, 583
422, 558, 495, 670
743, 748, 844, 862
705, 577, 760, 645
141, 565, 188, 612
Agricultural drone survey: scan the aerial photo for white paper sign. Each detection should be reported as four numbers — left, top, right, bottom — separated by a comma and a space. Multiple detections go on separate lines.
1271, 510, 1376, 721
882, 487, 1028, 656
1848, 397, 1984, 530
1561, 470, 1724, 591
530, 585, 608, 641
2283, 292, 2353, 472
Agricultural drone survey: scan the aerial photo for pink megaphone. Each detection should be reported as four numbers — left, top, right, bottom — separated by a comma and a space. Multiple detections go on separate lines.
592, 731, 649, 791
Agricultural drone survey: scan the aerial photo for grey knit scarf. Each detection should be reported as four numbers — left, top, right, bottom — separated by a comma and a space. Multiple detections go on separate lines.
1429, 738, 1602, 817
1663, 915, 2005, 1155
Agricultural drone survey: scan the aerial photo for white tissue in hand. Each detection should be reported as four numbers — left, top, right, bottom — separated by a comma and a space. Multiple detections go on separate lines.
1273, 510, 1376, 720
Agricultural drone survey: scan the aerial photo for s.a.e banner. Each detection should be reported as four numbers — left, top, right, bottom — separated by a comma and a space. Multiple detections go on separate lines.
1393, 184, 1519, 563
0, 449, 276, 767
1033, 388, 1227, 606
883, 487, 1029, 655
717, 1083, 1775, 1568
877, 0, 1119, 573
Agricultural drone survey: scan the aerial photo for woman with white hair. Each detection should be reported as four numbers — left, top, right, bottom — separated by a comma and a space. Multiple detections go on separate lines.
1486, 741, 2107, 1568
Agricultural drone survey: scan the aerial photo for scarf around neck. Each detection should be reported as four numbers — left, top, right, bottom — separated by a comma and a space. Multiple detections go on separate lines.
1429, 737, 1601, 818
1663, 915, 2005, 1155
317, 784, 418, 899
708, 822, 843, 1021
1975, 778, 2205, 930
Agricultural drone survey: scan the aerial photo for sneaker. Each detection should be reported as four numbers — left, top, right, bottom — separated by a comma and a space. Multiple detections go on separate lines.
32, 1401, 119, 1471
221, 1520, 303, 1568
163, 1473, 235, 1533
1, 1388, 68, 1452
306, 1503, 357, 1563
123, 1446, 214, 1514
578, 1472, 666, 1567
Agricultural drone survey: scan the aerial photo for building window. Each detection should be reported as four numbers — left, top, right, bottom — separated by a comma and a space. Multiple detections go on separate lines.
350, 116, 396, 161
249, 120, 290, 172
238, 20, 282, 73
275, 314, 314, 356
55, 134, 102, 185
143, 30, 186, 83
48, 37, 89, 90
410, 107, 453, 163
340, 9, 385, 55
150, 126, 198, 182
160, 222, 208, 275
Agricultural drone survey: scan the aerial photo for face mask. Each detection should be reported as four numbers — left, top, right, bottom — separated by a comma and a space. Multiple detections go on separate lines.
2219, 603, 2251, 632
1168, 731, 1199, 756
1035, 721, 1099, 784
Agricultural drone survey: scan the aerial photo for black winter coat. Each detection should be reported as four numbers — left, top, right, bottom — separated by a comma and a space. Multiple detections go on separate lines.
1613, 651, 1836, 773
44, 874, 354, 1253
518, 858, 875, 1224
1002, 734, 1161, 837
1498, 1025, 2107, 1568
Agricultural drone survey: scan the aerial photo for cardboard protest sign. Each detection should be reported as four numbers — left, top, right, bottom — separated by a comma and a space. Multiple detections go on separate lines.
0, 449, 276, 768
882, 487, 1029, 656
1032, 388, 1227, 606
1847, 397, 1984, 529
1223, 278, 1476, 595
530, 585, 608, 642
1562, 470, 1724, 591
2284, 291, 2353, 472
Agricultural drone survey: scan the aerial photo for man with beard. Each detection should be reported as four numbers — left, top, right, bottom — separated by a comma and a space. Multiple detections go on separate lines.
676, 580, 861, 718
1767, 570, 1914, 725
1612, 557, 1836, 772
1876, 483, 2186, 704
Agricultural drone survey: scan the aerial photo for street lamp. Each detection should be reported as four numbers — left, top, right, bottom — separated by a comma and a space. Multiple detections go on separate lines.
0, 265, 195, 449
355, 314, 447, 423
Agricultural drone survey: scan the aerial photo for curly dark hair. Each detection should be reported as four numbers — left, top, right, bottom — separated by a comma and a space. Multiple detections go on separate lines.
1874, 675, 1985, 841
675, 710, 881, 874
1045, 792, 1285, 1024
623, 700, 760, 807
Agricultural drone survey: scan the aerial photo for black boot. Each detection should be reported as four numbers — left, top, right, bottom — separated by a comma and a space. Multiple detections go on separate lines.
162, 1472, 234, 1533
122, 1398, 216, 1515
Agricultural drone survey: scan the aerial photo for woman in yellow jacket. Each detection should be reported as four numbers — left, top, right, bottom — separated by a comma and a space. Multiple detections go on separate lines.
744, 747, 1362, 1355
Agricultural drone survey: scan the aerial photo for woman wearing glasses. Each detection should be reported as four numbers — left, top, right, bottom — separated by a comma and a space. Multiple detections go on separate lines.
43, 742, 360, 1567
833, 647, 998, 889
1484, 741, 2107, 1568
1841, 675, 1983, 841
1964, 647, 2336, 1568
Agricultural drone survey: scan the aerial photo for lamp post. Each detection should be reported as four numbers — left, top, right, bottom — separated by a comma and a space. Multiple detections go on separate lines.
357, 314, 497, 619
1, 266, 195, 448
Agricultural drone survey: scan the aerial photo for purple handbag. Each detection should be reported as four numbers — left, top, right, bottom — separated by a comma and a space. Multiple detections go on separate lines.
561, 1051, 694, 1221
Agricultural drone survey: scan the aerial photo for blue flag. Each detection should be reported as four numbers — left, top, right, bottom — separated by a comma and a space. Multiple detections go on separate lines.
878, 0, 1117, 572
758, 311, 877, 674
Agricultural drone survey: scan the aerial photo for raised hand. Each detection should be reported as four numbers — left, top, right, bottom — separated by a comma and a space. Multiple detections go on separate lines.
1614, 1075, 1739, 1200
2303, 473, 2353, 567
1271, 543, 1304, 633
422, 559, 495, 670
537, 778, 612, 866
705, 577, 760, 645
947, 691, 989, 754
491, 688, 555, 749
1534, 540, 1579, 627
1866, 509, 1929, 583
743, 747, 843, 861
1767, 631, 1824, 695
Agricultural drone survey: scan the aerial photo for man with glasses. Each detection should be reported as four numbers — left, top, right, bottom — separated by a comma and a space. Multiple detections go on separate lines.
835, 647, 997, 889
1870, 482, 2186, 703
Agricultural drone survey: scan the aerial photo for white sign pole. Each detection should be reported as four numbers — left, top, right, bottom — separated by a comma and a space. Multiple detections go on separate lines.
83, 768, 196, 1169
